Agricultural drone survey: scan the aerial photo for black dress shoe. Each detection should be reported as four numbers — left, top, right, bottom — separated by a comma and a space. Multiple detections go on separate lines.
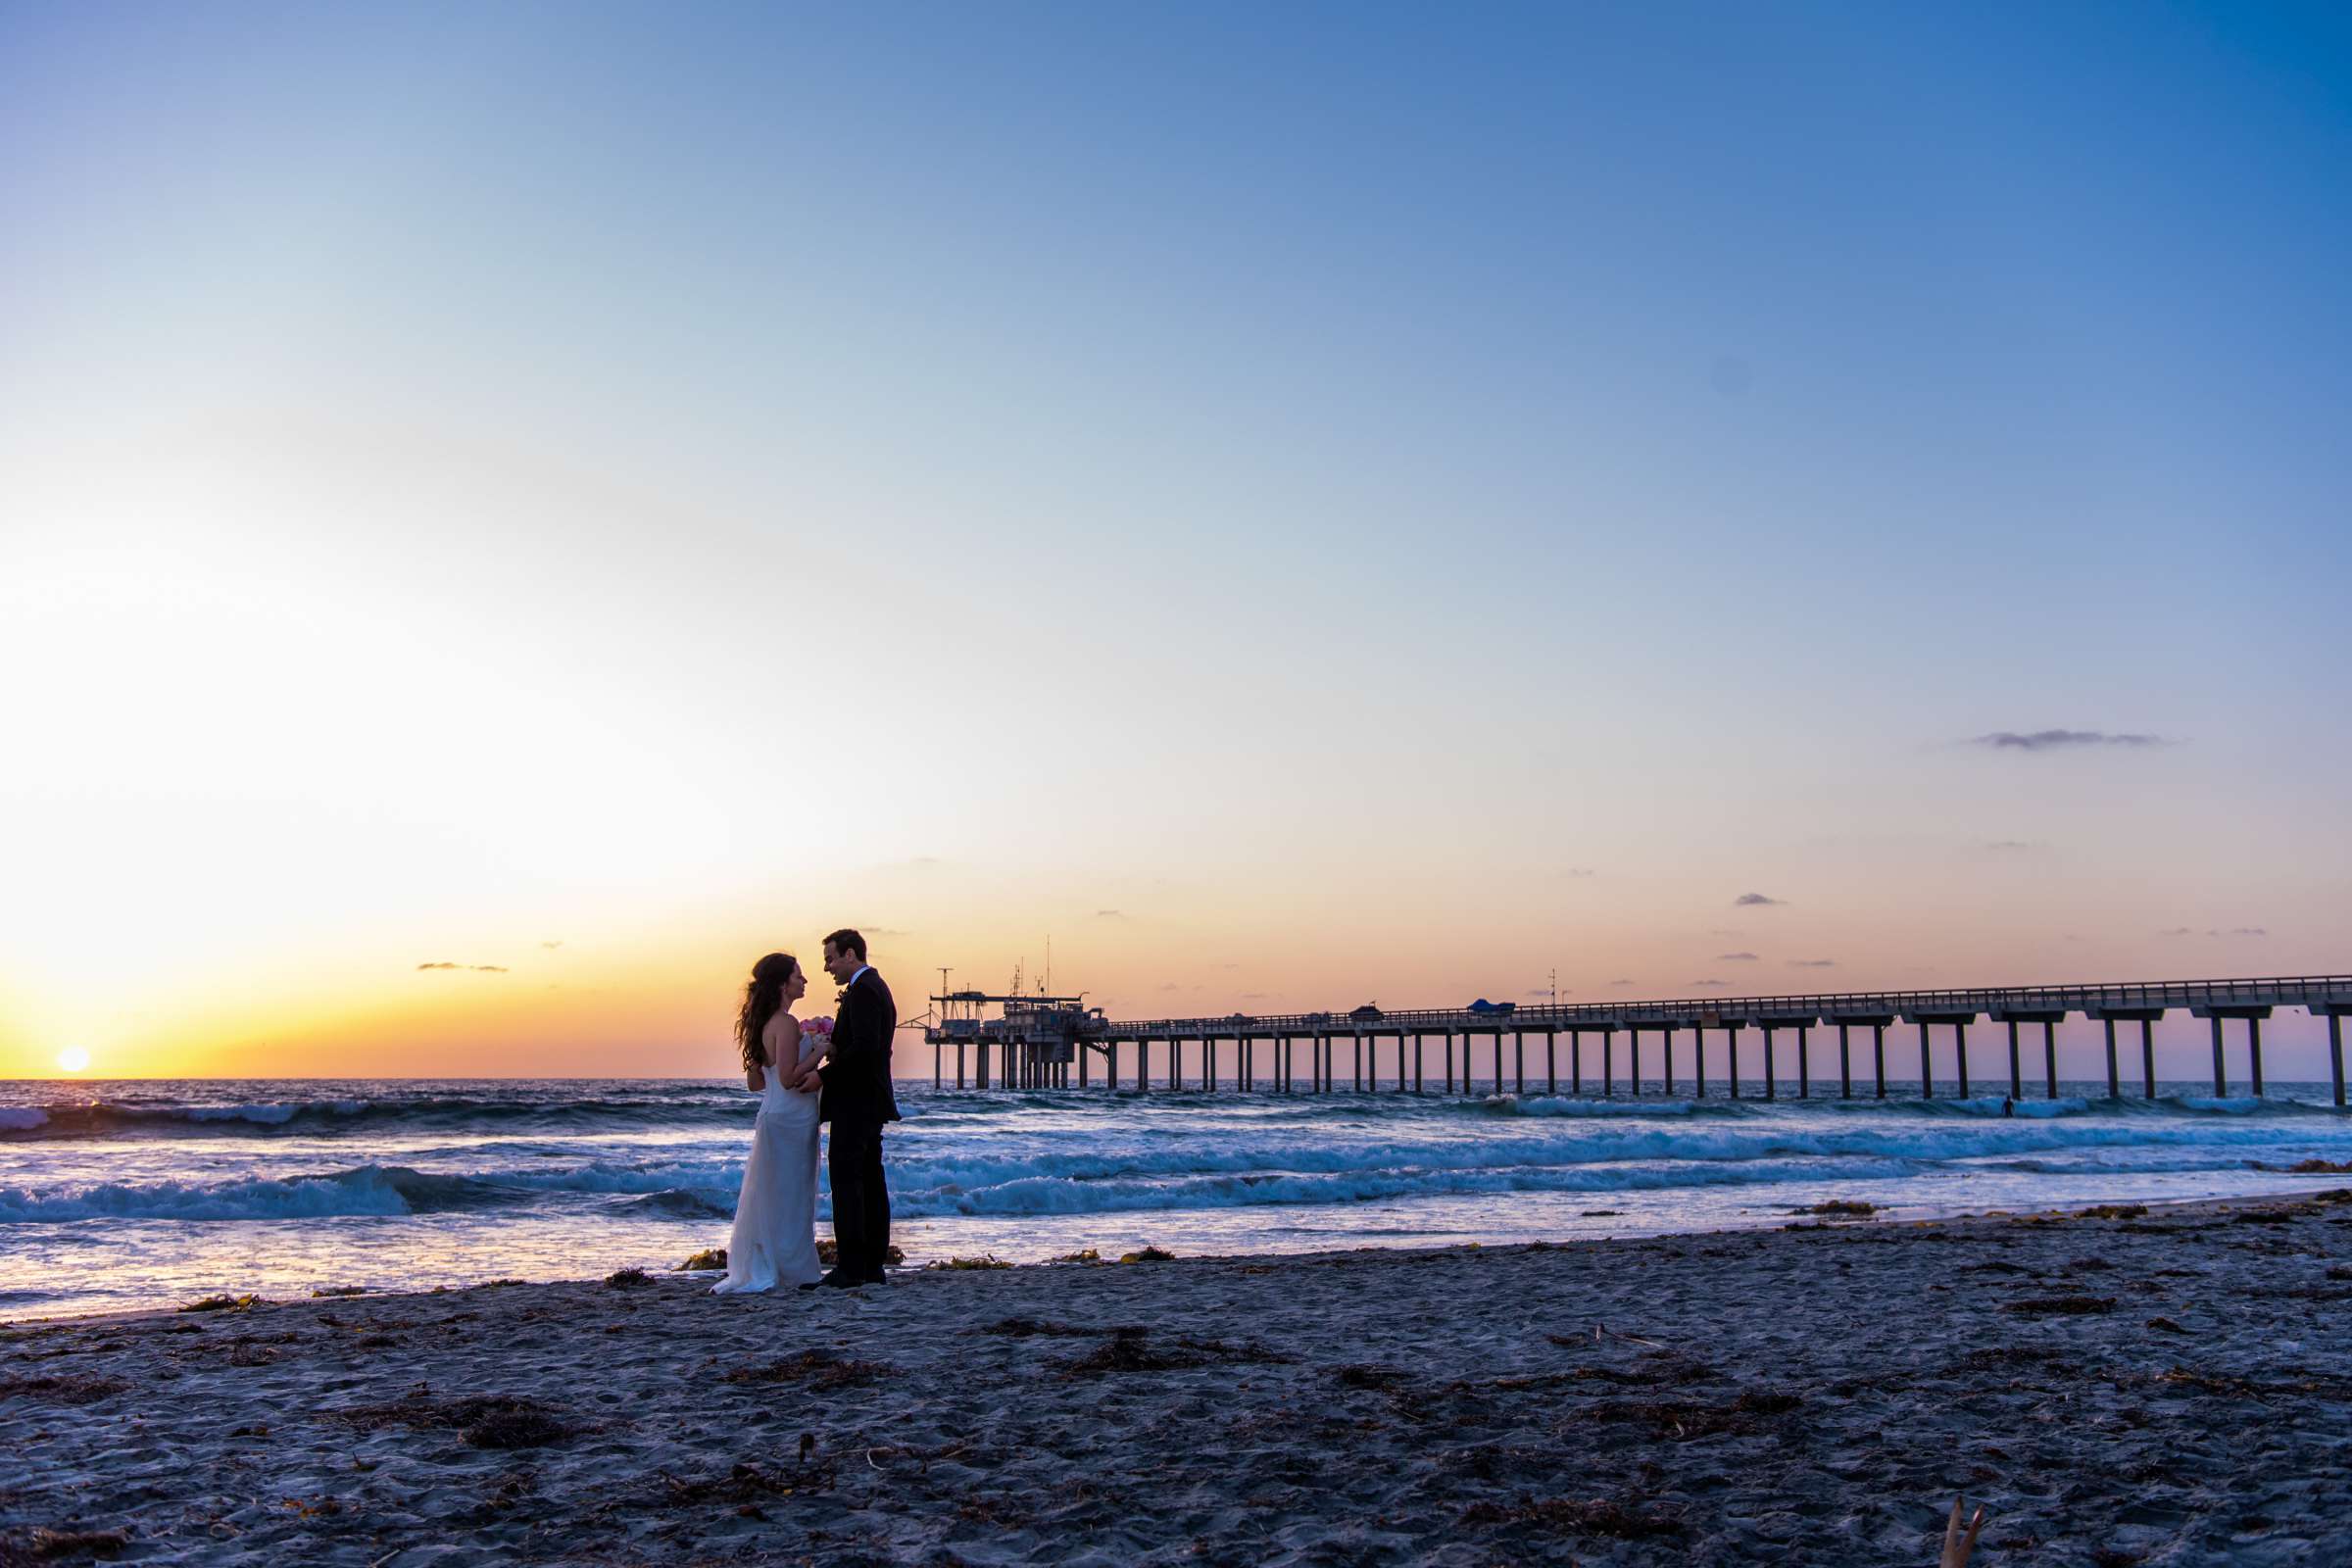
817, 1269, 862, 1289
858, 1270, 887, 1287
796, 1280, 821, 1292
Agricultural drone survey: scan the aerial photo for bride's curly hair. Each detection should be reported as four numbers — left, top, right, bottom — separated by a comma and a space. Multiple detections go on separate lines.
737, 953, 798, 1075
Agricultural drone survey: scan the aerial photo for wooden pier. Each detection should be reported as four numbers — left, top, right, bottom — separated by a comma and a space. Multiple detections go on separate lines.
924, 973, 2352, 1106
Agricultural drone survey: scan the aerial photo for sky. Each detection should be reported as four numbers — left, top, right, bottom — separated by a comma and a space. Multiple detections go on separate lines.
3, 1, 2347, 1080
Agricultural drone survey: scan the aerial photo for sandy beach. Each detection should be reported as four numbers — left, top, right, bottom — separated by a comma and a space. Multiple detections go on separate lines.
6, 1190, 2350, 1566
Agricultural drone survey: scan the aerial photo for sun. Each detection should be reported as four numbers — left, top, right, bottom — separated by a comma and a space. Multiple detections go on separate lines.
56, 1047, 91, 1074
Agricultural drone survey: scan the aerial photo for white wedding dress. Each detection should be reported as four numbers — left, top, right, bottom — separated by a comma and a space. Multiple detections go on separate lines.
712, 1028, 824, 1293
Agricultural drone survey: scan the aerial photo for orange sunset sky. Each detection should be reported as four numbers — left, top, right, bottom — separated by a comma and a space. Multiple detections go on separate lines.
4, 5, 2346, 1081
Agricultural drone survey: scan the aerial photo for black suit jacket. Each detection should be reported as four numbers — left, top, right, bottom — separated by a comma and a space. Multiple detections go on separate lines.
817, 967, 902, 1126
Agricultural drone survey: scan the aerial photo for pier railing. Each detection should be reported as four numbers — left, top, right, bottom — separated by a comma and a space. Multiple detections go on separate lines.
1096, 974, 2352, 1037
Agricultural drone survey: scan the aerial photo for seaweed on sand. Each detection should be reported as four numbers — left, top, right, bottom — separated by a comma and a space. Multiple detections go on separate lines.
1057, 1326, 1289, 1377
1334, 1364, 1414, 1391
2003, 1295, 2117, 1316
816, 1240, 904, 1266
722, 1350, 895, 1391
0, 1374, 130, 1405
328, 1390, 573, 1449
1584, 1388, 1802, 1440
978, 1317, 1102, 1339
0, 1526, 131, 1563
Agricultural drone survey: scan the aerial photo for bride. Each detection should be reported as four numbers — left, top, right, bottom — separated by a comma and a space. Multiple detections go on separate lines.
712, 951, 825, 1293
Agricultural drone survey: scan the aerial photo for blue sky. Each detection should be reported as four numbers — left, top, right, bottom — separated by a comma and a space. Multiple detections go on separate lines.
2, 2, 2347, 1075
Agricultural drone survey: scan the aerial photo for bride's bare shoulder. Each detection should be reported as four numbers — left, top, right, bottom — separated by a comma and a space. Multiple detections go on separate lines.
763, 1010, 802, 1066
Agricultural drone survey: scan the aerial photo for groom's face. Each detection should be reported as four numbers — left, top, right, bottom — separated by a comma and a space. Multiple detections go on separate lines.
823, 943, 856, 983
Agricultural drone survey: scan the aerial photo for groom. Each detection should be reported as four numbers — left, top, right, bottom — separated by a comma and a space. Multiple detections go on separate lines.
805, 928, 900, 1289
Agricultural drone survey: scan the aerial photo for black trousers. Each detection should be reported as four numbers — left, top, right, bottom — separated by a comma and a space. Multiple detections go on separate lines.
826, 1119, 890, 1276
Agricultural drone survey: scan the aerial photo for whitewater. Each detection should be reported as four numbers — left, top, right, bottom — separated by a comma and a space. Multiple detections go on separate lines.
5, 1077, 2349, 1318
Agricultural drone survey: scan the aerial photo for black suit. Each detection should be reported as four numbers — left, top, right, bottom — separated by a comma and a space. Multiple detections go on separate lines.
816, 966, 899, 1277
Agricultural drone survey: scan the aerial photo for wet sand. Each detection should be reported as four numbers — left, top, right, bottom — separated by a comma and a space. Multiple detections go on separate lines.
5, 1190, 2350, 1565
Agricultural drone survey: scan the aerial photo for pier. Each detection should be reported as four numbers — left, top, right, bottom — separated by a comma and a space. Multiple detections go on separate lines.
925, 973, 2352, 1106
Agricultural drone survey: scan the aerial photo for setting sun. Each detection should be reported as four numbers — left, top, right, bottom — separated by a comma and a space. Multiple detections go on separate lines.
55, 1047, 90, 1074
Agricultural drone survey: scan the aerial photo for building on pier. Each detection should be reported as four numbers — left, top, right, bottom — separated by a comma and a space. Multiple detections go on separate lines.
929, 988, 1105, 1090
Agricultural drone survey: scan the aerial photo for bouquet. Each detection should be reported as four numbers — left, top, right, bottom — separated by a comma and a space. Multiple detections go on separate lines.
778, 1016, 833, 1092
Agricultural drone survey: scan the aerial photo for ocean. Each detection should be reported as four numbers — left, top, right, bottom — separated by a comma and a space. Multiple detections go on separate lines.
5, 1076, 2349, 1320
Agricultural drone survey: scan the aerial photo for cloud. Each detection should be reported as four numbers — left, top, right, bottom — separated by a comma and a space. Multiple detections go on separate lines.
416, 962, 508, 973
1975, 840, 2043, 854
1158, 982, 1182, 991
1609, 978, 1634, 987
1966, 729, 2168, 753
2159, 927, 2194, 937
1733, 893, 1785, 907
1563, 867, 1596, 879
2217, 927, 2268, 937
1787, 958, 1836, 968
1094, 909, 1123, 919
541, 940, 564, 950
1241, 991, 1275, 1001
1717, 952, 1759, 962
1690, 979, 1729, 989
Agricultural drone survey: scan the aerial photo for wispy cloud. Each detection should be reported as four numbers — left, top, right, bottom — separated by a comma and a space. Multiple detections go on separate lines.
2219, 926, 2268, 937
2159, 927, 2194, 936
1562, 867, 1596, 879
1690, 979, 1729, 989
1717, 952, 1759, 962
417, 961, 509, 973
1974, 840, 2044, 854
1609, 978, 1634, 987
1094, 909, 1123, 919
1787, 958, 1836, 968
1966, 729, 2168, 753
541, 940, 564, 950
1734, 893, 1785, 907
